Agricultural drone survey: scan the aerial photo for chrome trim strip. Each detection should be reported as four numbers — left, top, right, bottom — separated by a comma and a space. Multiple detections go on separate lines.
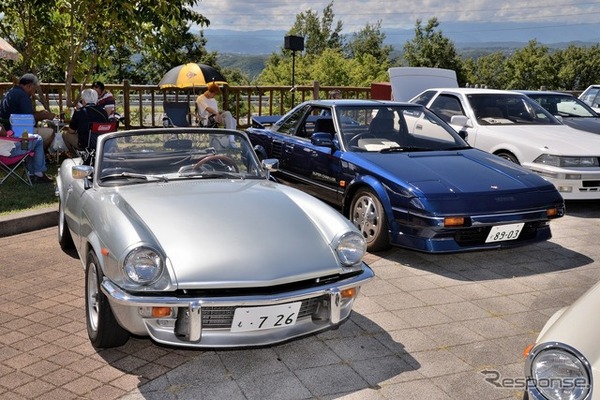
329, 288, 341, 324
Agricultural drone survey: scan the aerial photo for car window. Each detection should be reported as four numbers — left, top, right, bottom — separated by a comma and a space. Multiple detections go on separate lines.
467, 94, 558, 125
411, 90, 437, 106
337, 105, 466, 152
580, 87, 600, 108
276, 104, 311, 135
429, 94, 465, 123
531, 95, 596, 117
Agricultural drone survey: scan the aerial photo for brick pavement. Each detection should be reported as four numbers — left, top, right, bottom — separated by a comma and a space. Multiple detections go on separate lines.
0, 200, 599, 399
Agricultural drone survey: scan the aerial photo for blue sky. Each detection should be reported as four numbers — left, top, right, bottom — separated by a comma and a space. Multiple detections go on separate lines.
193, 0, 600, 35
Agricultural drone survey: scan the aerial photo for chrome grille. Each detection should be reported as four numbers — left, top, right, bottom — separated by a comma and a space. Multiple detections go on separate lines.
201, 295, 326, 329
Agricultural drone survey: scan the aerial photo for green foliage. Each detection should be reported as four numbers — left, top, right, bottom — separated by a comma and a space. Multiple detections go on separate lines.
504, 40, 556, 90
289, 1, 343, 56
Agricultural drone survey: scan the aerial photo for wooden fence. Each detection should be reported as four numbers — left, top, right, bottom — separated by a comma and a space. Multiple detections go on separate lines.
0, 80, 373, 130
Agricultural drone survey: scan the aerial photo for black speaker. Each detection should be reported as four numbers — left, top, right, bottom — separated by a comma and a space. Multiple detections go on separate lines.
284, 35, 304, 52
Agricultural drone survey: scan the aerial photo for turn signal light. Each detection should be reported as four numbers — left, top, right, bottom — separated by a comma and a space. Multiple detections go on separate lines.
341, 288, 357, 299
152, 307, 172, 318
444, 217, 465, 227
547, 208, 560, 218
523, 343, 535, 358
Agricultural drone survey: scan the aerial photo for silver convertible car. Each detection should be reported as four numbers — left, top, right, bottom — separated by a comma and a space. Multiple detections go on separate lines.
56, 128, 374, 349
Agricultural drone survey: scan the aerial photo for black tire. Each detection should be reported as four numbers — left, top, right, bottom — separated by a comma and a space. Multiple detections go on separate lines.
496, 151, 519, 164
350, 189, 391, 252
57, 198, 74, 251
85, 251, 130, 348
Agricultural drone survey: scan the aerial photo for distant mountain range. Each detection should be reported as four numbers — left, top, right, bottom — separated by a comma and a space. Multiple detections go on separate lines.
204, 22, 600, 55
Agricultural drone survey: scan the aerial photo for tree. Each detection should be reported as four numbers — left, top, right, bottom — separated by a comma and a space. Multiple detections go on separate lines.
552, 45, 600, 90
463, 52, 508, 89
344, 20, 393, 66
504, 40, 556, 90
288, 1, 343, 56
402, 18, 464, 84
0, 0, 210, 106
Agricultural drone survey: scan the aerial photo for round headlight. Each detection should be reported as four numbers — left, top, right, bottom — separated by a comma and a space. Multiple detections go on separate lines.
530, 346, 591, 400
335, 231, 366, 266
124, 247, 164, 284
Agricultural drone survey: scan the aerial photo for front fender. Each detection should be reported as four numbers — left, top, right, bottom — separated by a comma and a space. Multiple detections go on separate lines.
342, 175, 395, 220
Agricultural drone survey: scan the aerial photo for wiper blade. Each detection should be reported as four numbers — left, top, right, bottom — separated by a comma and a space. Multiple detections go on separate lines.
180, 171, 242, 179
443, 145, 472, 150
101, 172, 169, 182
379, 146, 429, 153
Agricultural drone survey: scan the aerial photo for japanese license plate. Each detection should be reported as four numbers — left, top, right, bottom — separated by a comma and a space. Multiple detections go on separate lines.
231, 302, 302, 332
485, 223, 524, 243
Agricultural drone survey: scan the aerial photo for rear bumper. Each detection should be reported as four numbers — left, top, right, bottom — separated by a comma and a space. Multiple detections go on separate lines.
102, 265, 374, 348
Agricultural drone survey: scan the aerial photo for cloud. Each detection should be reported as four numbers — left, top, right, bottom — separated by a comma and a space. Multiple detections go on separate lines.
193, 0, 600, 33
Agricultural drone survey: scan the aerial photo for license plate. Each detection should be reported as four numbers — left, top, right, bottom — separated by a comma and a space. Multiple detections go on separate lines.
485, 223, 524, 243
231, 302, 302, 332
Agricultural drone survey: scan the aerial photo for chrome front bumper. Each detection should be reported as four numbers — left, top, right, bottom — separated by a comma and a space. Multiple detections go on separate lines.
101, 266, 374, 348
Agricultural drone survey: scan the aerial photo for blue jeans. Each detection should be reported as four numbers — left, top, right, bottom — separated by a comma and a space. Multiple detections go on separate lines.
10, 134, 47, 175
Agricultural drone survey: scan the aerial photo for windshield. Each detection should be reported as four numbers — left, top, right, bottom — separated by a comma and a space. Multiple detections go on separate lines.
97, 129, 265, 185
529, 95, 598, 118
468, 94, 558, 125
336, 105, 468, 152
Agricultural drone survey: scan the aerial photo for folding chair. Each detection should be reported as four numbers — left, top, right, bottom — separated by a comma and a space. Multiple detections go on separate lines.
79, 121, 118, 165
162, 102, 192, 127
0, 137, 35, 186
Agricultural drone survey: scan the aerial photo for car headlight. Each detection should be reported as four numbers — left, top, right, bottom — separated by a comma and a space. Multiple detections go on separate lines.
334, 231, 366, 266
123, 247, 164, 284
527, 343, 591, 400
534, 154, 599, 167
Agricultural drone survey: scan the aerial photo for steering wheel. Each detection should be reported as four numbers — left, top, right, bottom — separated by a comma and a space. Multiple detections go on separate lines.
347, 132, 376, 148
193, 154, 239, 172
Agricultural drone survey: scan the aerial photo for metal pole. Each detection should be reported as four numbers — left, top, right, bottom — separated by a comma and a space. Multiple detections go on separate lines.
291, 50, 296, 106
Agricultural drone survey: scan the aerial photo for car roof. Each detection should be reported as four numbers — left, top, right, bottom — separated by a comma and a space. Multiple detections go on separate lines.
424, 87, 529, 96
515, 90, 574, 97
306, 99, 415, 107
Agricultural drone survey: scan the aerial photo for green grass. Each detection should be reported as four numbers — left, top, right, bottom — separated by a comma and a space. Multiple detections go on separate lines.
0, 160, 60, 216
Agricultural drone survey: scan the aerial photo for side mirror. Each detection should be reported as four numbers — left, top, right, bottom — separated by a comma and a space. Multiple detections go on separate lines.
261, 158, 279, 180
450, 115, 472, 128
311, 132, 333, 147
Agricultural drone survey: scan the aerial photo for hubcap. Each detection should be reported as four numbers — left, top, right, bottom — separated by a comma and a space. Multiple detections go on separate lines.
352, 195, 380, 242
87, 264, 99, 332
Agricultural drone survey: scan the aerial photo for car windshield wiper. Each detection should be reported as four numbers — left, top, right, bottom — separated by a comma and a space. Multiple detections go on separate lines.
179, 170, 243, 179
443, 145, 472, 150
379, 146, 430, 153
101, 172, 169, 182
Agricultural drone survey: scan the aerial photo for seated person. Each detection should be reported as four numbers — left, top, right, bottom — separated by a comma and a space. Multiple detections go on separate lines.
63, 89, 109, 156
0, 73, 56, 152
196, 83, 237, 149
0, 124, 52, 183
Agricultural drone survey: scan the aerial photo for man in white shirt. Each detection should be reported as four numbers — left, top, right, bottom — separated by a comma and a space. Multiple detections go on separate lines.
195, 83, 236, 129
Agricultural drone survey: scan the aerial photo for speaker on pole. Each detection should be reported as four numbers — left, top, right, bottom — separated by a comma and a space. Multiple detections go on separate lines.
284, 35, 304, 52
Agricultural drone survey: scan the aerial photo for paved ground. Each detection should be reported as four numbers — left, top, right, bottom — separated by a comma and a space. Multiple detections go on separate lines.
1, 200, 599, 400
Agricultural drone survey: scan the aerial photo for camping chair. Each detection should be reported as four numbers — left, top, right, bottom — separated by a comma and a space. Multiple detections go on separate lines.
0, 137, 35, 186
79, 121, 118, 165
162, 102, 192, 127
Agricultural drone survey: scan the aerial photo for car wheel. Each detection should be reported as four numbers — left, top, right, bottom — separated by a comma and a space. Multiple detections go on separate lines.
58, 198, 74, 250
85, 251, 130, 348
495, 151, 519, 164
350, 189, 390, 252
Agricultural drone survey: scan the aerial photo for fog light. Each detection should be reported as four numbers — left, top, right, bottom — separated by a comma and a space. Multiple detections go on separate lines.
547, 208, 560, 218
565, 174, 581, 179
558, 186, 573, 193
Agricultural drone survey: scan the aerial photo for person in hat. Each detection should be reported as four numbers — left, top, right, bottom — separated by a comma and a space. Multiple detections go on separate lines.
0, 73, 56, 152
0, 73, 53, 183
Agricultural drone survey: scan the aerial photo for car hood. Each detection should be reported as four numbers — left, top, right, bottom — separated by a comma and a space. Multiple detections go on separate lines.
534, 280, 600, 375
112, 180, 354, 289
472, 124, 600, 155
352, 149, 554, 196
563, 117, 600, 135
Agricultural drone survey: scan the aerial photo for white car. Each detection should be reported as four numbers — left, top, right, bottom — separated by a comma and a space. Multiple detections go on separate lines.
579, 84, 600, 113
523, 280, 600, 400
410, 88, 600, 200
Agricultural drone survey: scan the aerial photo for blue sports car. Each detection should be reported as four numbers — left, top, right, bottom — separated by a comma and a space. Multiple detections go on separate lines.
246, 100, 565, 253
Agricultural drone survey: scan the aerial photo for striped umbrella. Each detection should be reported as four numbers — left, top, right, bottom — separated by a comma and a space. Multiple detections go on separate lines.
0, 37, 19, 61
158, 63, 227, 89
